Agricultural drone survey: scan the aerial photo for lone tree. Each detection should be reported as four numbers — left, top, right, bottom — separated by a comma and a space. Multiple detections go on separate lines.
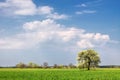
77, 49, 100, 70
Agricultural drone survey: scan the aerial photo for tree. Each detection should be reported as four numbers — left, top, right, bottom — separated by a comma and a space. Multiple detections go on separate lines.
16, 62, 26, 68
58, 64, 64, 69
77, 49, 100, 70
53, 64, 58, 68
27, 62, 39, 68
68, 63, 74, 68
43, 62, 48, 68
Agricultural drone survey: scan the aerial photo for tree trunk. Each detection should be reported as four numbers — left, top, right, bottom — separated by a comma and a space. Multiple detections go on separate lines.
88, 62, 90, 70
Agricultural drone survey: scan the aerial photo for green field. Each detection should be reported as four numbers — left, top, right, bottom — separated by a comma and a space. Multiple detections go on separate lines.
0, 68, 120, 80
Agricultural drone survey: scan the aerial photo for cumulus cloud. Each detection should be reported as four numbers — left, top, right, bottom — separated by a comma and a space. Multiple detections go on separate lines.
77, 39, 94, 48
0, 19, 110, 49
37, 6, 53, 15
23, 19, 62, 31
0, 0, 68, 19
77, 33, 109, 48
0, 0, 36, 15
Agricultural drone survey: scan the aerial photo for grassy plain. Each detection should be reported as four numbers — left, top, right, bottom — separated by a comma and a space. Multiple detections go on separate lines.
0, 68, 120, 80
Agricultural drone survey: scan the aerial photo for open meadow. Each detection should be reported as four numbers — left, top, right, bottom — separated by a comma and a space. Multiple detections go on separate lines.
0, 68, 120, 80
0, 0, 120, 80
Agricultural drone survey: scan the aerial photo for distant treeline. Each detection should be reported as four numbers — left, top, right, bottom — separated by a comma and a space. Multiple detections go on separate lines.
0, 62, 76, 69
0, 62, 120, 68
99, 65, 120, 68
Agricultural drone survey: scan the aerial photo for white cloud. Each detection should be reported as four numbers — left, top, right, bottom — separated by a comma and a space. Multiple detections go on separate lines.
94, 33, 109, 41
0, 38, 25, 49
76, 4, 87, 7
0, 0, 36, 15
0, 0, 68, 19
38, 6, 53, 15
83, 10, 96, 13
81, 4, 87, 7
77, 33, 110, 48
0, 19, 110, 49
37, 6, 68, 19
47, 13, 68, 20
23, 19, 62, 31
77, 39, 94, 48
76, 10, 96, 14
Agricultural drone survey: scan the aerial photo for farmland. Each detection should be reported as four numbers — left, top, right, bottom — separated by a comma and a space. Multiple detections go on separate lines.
0, 68, 120, 80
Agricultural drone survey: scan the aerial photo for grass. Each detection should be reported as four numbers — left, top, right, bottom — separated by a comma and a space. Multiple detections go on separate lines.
0, 68, 120, 80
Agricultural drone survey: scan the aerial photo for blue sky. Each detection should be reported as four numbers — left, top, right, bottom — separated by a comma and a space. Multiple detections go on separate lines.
0, 0, 120, 66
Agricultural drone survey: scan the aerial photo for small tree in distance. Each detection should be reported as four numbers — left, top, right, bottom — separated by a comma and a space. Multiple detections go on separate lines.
68, 63, 74, 68
77, 49, 100, 70
43, 62, 48, 68
28, 62, 39, 68
53, 64, 58, 68
16, 62, 26, 68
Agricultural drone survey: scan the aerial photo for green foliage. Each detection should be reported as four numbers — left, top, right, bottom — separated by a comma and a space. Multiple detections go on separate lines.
68, 63, 76, 68
16, 62, 26, 68
0, 68, 120, 80
77, 49, 100, 70
16, 62, 40, 68
27, 62, 39, 68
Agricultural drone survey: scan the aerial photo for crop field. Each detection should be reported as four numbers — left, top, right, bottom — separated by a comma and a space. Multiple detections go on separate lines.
0, 68, 120, 80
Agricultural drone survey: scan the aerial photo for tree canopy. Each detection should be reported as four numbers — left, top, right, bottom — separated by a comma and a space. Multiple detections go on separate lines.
77, 49, 100, 70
